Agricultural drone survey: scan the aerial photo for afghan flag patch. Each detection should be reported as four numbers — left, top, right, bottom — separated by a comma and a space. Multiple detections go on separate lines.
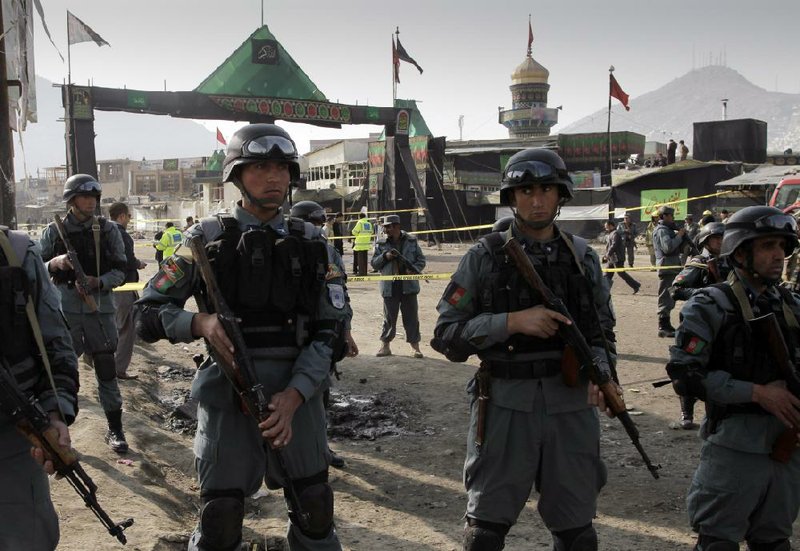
683, 336, 706, 355
446, 283, 472, 309
153, 256, 185, 293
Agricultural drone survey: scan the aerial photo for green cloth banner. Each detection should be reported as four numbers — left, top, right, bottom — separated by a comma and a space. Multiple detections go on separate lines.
640, 188, 688, 220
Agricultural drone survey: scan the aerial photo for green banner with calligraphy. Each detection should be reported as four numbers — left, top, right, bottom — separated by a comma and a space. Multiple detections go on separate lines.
640, 188, 688, 220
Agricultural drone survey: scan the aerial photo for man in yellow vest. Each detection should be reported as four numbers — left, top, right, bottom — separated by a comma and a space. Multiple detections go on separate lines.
155, 222, 183, 261
351, 206, 373, 276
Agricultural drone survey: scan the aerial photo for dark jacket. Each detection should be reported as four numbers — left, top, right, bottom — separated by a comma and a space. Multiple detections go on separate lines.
112, 221, 140, 283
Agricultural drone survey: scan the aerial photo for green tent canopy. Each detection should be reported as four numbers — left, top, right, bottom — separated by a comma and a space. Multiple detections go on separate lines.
195, 25, 327, 101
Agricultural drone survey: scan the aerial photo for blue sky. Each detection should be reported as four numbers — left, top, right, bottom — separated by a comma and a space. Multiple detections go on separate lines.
32, 0, 800, 153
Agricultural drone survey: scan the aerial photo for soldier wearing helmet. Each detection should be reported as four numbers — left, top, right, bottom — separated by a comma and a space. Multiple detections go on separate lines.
136, 124, 348, 550
669, 222, 730, 430
666, 205, 800, 551
652, 204, 687, 337
781, 211, 800, 292
433, 148, 617, 551
39, 174, 130, 454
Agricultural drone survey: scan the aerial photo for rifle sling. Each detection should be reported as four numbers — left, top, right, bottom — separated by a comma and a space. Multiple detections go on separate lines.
0, 231, 65, 421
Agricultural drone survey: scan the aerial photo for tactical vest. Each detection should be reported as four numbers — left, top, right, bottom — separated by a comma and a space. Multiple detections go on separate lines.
51, 216, 120, 285
477, 231, 601, 365
0, 228, 35, 366
204, 215, 329, 349
706, 283, 800, 421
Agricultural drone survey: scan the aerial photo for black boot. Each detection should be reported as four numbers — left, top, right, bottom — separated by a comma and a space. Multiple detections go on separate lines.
104, 409, 129, 454
658, 317, 676, 338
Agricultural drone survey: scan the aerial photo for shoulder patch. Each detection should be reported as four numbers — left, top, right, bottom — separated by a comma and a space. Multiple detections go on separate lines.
153, 256, 186, 293
682, 335, 706, 355
325, 262, 344, 281
444, 281, 472, 309
328, 283, 345, 309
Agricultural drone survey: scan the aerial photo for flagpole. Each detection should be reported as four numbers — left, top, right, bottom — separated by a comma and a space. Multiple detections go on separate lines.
66, 11, 72, 85
66, 11, 74, 175
607, 65, 613, 187
392, 27, 398, 105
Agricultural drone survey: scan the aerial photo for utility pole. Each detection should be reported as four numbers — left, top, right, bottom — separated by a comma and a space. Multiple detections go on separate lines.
0, 0, 16, 228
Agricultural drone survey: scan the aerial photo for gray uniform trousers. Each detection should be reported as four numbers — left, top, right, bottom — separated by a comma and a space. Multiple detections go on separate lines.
688, 440, 800, 543
624, 242, 635, 267
657, 272, 677, 318
65, 311, 123, 413
192, 356, 341, 551
379, 287, 421, 344
0, 424, 59, 551
113, 290, 139, 377
464, 379, 606, 531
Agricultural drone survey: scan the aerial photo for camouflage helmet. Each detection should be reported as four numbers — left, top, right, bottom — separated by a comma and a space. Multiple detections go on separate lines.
499, 148, 573, 206
720, 206, 798, 257
222, 124, 300, 189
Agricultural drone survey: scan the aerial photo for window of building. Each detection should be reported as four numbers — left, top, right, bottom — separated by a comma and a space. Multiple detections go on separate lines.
161, 173, 180, 193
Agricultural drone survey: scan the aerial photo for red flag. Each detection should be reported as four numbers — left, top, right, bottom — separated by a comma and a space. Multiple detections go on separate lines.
528, 20, 533, 52
392, 36, 400, 84
216, 127, 227, 145
610, 74, 630, 111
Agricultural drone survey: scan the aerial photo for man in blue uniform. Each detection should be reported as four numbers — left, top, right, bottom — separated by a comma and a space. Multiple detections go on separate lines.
666, 206, 800, 551
653, 205, 686, 338
0, 226, 79, 550
432, 148, 617, 551
136, 124, 347, 551
40, 174, 129, 453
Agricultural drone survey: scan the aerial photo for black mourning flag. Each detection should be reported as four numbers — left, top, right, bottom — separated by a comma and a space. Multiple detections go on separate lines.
395, 37, 423, 74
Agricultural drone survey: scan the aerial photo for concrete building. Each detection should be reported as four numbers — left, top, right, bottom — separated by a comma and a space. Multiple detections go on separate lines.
303, 138, 370, 192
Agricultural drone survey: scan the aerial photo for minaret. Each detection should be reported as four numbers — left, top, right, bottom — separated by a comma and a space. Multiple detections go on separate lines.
499, 17, 559, 138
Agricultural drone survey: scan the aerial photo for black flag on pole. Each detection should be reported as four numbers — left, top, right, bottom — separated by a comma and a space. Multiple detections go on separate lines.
395, 36, 423, 75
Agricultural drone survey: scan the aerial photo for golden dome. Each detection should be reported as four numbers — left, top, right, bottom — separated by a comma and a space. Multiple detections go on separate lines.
511, 55, 549, 85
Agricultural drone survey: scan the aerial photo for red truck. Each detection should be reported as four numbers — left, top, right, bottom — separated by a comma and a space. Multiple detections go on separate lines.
768, 174, 800, 214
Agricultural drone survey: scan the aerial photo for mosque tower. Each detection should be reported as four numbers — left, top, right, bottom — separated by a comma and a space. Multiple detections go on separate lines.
498, 18, 559, 138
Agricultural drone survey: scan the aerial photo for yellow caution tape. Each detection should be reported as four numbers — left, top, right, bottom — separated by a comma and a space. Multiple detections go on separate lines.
622, 190, 735, 213
348, 273, 452, 282
343, 207, 427, 216
115, 282, 146, 292
603, 265, 683, 273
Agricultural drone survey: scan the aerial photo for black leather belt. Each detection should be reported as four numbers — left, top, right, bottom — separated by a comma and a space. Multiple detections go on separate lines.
486, 360, 560, 380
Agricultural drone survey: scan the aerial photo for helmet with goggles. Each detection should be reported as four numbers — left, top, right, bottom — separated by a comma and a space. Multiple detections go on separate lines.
63, 174, 102, 203
720, 206, 798, 257
222, 124, 300, 189
499, 148, 573, 206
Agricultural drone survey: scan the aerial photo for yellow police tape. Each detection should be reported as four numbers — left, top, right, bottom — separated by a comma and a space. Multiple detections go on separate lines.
343, 207, 427, 216
622, 190, 735, 213
115, 265, 682, 292
327, 223, 494, 240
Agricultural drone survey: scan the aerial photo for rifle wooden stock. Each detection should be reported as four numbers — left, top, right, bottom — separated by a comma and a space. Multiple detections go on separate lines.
0, 361, 133, 544
749, 313, 800, 463
502, 237, 660, 479
188, 236, 311, 531
53, 215, 98, 312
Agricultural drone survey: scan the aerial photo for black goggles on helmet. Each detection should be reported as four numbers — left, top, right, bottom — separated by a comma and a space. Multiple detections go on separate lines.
242, 135, 297, 158
752, 213, 798, 233
504, 160, 569, 184
73, 181, 101, 194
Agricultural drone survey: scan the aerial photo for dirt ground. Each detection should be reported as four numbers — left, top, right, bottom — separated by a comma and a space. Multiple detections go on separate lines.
49, 240, 800, 551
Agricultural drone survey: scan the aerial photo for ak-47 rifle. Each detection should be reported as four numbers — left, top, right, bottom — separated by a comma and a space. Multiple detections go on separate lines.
749, 313, 800, 463
52, 214, 98, 312
503, 237, 661, 479
188, 236, 311, 531
0, 359, 134, 544
388, 248, 428, 283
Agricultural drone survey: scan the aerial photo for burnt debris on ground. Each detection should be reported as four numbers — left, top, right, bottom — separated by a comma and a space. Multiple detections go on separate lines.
327, 389, 427, 440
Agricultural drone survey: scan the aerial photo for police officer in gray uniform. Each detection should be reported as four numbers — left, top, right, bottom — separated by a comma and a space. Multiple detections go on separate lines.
432, 148, 616, 551
136, 124, 348, 551
0, 226, 79, 550
653, 205, 687, 338
372, 214, 426, 358
666, 206, 800, 551
39, 174, 129, 453
669, 222, 729, 430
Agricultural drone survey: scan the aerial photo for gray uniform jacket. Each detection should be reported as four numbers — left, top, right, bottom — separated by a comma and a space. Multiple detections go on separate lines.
670, 280, 798, 454
653, 222, 683, 273
615, 221, 638, 243
605, 229, 625, 266
435, 226, 615, 414
39, 213, 126, 314
137, 204, 349, 402
1, 231, 79, 439
371, 231, 426, 297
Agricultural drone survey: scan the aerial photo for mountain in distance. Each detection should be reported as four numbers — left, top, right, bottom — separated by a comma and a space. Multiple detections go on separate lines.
14, 75, 218, 179
559, 65, 800, 152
